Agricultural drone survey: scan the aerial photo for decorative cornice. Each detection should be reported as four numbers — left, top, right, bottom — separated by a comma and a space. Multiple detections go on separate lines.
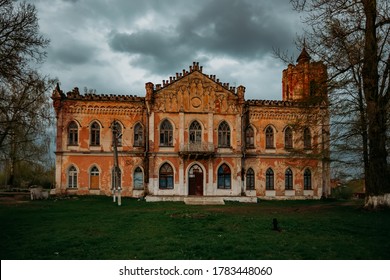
64, 104, 144, 115
65, 87, 144, 102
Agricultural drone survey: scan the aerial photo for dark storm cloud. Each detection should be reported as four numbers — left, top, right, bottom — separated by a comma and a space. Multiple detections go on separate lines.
108, 0, 298, 75
49, 40, 96, 66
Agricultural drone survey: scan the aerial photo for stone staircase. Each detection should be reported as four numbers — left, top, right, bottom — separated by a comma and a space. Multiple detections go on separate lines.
183, 196, 225, 205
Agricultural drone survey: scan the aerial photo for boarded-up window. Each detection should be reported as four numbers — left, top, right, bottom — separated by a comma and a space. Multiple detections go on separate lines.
133, 167, 144, 190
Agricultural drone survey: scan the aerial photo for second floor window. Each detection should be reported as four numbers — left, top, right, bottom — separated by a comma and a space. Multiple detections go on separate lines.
218, 121, 231, 147
304, 128, 312, 149
285, 127, 293, 149
90, 122, 100, 146
160, 120, 173, 146
266, 126, 274, 149
245, 126, 254, 148
189, 121, 202, 144
134, 123, 144, 147
68, 121, 78, 146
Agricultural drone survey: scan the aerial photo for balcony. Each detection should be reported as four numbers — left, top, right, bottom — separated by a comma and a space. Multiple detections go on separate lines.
179, 142, 215, 159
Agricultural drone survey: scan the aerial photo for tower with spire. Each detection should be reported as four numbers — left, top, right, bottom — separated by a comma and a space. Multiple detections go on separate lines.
282, 46, 327, 102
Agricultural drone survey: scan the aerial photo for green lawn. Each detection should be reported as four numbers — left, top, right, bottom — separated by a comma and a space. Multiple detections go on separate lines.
0, 196, 389, 260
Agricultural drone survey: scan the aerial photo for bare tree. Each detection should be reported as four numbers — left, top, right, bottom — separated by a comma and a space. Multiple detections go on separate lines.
0, 0, 49, 84
290, 0, 390, 208
0, 0, 53, 187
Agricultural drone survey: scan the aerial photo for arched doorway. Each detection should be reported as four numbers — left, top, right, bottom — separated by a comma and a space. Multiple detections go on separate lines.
188, 164, 203, 196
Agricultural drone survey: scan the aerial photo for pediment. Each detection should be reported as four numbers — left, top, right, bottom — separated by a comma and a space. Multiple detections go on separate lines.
149, 63, 243, 114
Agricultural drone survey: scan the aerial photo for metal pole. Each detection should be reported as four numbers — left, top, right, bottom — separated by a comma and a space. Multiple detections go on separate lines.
112, 121, 121, 206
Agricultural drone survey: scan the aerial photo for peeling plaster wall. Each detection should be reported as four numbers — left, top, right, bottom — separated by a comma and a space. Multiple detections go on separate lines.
52, 61, 330, 199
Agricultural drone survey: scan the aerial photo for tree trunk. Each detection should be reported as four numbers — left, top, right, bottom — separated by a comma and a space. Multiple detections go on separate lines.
362, 0, 390, 208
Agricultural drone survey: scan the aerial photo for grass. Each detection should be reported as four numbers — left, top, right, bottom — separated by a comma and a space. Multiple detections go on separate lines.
0, 195, 389, 260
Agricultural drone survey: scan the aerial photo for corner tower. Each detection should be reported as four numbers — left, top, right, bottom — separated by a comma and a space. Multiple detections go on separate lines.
282, 47, 327, 102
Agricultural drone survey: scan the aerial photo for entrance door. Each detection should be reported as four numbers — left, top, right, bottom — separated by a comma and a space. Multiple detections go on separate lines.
90, 166, 99, 189
188, 164, 203, 196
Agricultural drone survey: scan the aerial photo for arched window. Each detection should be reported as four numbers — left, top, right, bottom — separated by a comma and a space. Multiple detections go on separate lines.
265, 126, 274, 149
90, 166, 99, 189
189, 120, 202, 144
284, 127, 293, 149
304, 127, 311, 149
133, 167, 144, 190
159, 163, 174, 189
304, 169, 312, 190
245, 126, 255, 148
90, 121, 100, 146
160, 120, 173, 147
285, 168, 293, 190
246, 168, 255, 190
111, 167, 122, 190
111, 121, 122, 147
134, 123, 144, 147
266, 168, 274, 190
68, 121, 78, 146
218, 164, 231, 189
218, 121, 231, 147
67, 166, 78, 188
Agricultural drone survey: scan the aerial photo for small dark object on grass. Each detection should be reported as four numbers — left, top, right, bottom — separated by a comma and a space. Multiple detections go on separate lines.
272, 218, 281, 232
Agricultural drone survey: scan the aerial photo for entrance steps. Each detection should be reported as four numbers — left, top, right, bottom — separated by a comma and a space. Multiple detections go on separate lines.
184, 196, 225, 205
145, 195, 257, 204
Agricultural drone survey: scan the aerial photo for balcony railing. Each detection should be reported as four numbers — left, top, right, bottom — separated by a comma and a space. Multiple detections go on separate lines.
179, 142, 215, 158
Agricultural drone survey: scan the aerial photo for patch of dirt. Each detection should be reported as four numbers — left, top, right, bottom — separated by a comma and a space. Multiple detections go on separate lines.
0, 193, 30, 205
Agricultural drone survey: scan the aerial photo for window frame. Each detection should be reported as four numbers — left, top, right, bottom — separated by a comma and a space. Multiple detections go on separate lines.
304, 127, 312, 149
133, 123, 144, 147
284, 127, 293, 149
246, 168, 255, 190
285, 168, 293, 190
218, 121, 231, 148
245, 126, 255, 148
159, 120, 173, 147
265, 126, 274, 149
159, 163, 174, 189
68, 121, 78, 146
189, 120, 202, 144
67, 166, 78, 188
133, 167, 144, 190
90, 121, 101, 146
304, 169, 312, 190
217, 163, 231, 189
266, 168, 274, 190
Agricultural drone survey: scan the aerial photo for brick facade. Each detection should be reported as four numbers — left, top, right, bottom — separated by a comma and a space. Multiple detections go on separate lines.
52, 49, 330, 200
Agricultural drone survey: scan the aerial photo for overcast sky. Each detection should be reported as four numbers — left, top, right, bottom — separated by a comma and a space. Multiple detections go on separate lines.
32, 0, 304, 100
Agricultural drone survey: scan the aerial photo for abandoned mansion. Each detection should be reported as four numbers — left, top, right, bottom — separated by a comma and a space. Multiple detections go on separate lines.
52, 48, 330, 201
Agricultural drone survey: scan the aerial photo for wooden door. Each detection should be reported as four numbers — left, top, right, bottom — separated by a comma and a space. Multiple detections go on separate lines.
90, 175, 99, 189
189, 165, 203, 196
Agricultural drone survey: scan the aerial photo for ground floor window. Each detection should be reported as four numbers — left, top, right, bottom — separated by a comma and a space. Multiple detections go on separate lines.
218, 164, 231, 189
266, 168, 274, 190
159, 163, 174, 189
285, 168, 293, 190
304, 169, 312, 190
68, 166, 78, 188
246, 168, 255, 190
133, 167, 144, 190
